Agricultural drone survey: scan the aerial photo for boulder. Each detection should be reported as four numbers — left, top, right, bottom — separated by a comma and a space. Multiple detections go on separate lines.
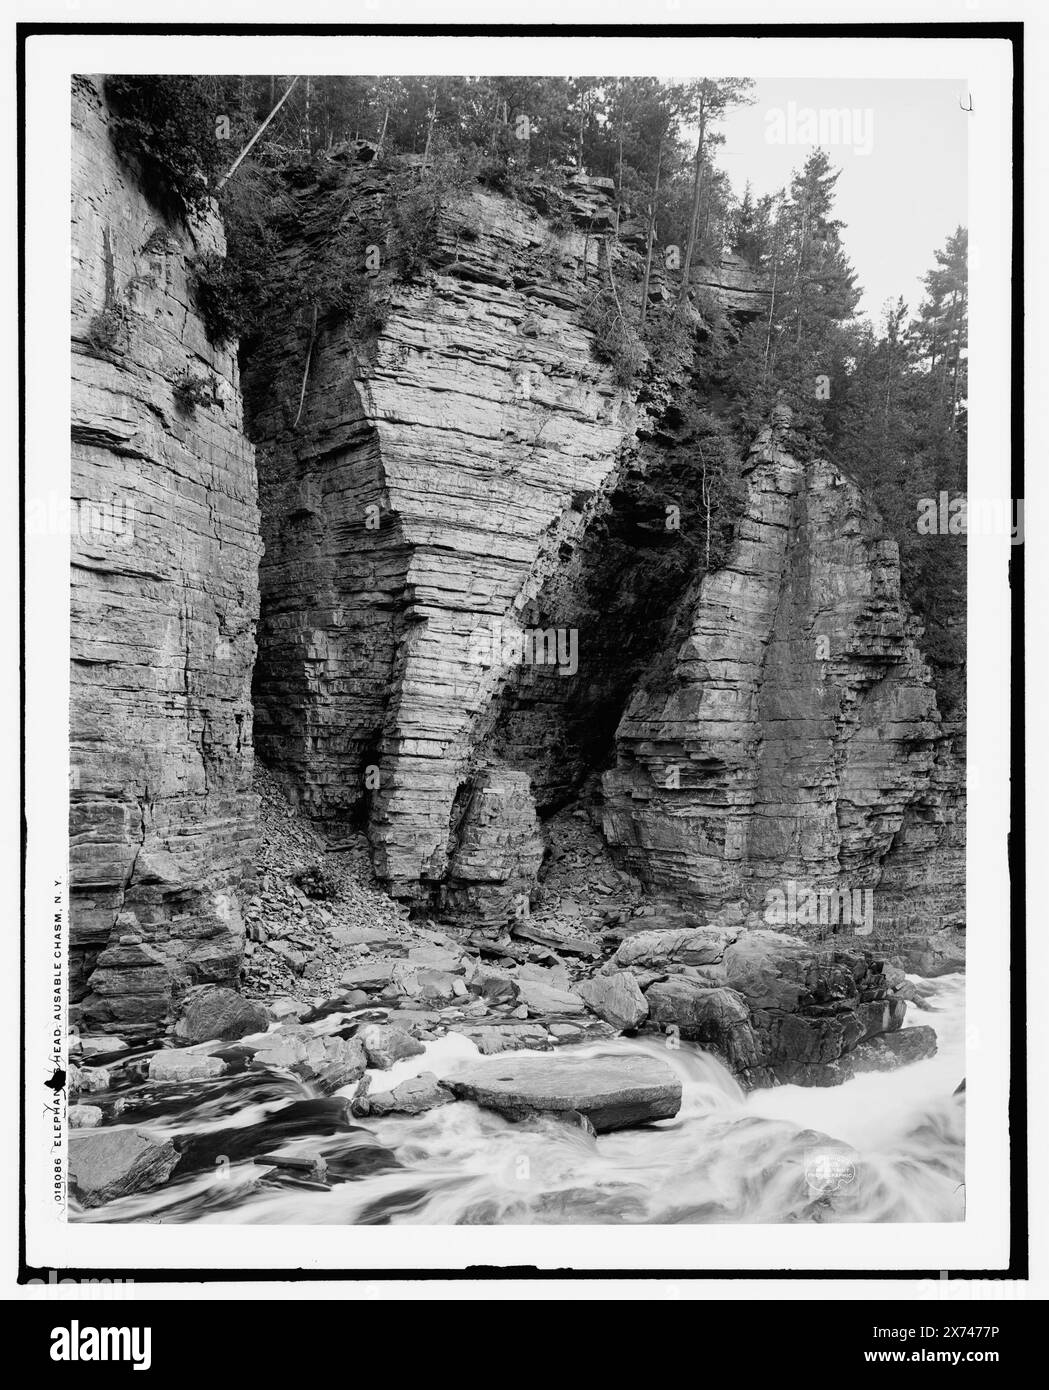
148, 1048, 228, 1082
69, 1128, 180, 1208
76, 1066, 113, 1094
249, 1027, 314, 1069
614, 926, 736, 970
174, 985, 271, 1044
339, 962, 397, 992
68, 1105, 103, 1129
516, 961, 572, 991
445, 1053, 681, 1132
357, 1022, 425, 1070
549, 1023, 584, 1041
896, 928, 966, 978
306, 1036, 369, 1094
406, 944, 464, 972
645, 979, 760, 1072
79, 1036, 128, 1059
577, 971, 648, 1031
856, 996, 908, 1040
516, 979, 587, 1018
268, 996, 305, 1021
721, 930, 816, 1010
467, 964, 519, 1003
852, 1025, 938, 1072
251, 1027, 367, 1093
365, 1072, 455, 1116
766, 1010, 865, 1076
411, 968, 461, 1004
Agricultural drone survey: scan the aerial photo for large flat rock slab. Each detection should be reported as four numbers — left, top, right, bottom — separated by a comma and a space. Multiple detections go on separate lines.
69, 1128, 180, 1208
445, 1053, 681, 1132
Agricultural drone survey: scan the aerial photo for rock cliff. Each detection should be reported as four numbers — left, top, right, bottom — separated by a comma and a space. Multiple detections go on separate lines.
602, 408, 965, 956
68, 111, 964, 1042
245, 160, 639, 915
244, 159, 963, 957
69, 78, 260, 1035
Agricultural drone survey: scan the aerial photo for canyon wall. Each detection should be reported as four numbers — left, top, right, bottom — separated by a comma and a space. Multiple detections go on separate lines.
66, 106, 963, 1036
69, 78, 261, 1035
601, 408, 965, 956
246, 160, 639, 914
244, 158, 963, 951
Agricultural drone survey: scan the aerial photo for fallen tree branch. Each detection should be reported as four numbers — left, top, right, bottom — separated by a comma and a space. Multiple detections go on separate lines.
218, 76, 301, 191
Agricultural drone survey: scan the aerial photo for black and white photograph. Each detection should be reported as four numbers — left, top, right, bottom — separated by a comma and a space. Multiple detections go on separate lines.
11, 2, 1038, 1321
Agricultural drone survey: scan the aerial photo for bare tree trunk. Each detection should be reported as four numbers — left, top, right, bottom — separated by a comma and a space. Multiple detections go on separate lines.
790, 201, 811, 348
603, 239, 623, 323
950, 345, 962, 422
420, 87, 438, 174
486, 92, 501, 154
582, 215, 593, 284
375, 105, 389, 158
763, 224, 781, 378
615, 125, 624, 239
883, 338, 895, 435
700, 447, 712, 570
638, 127, 665, 331
678, 99, 707, 307
939, 290, 959, 410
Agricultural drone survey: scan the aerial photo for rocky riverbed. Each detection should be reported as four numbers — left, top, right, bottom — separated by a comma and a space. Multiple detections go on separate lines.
65, 970, 964, 1225
65, 768, 959, 1221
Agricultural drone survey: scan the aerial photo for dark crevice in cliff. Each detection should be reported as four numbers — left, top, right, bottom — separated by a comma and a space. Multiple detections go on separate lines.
484, 390, 747, 821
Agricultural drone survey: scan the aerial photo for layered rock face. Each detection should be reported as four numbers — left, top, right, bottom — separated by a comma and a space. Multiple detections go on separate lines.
602, 409, 964, 948
246, 164, 636, 912
66, 99, 964, 1061
245, 160, 962, 952
691, 250, 771, 316
69, 78, 260, 1035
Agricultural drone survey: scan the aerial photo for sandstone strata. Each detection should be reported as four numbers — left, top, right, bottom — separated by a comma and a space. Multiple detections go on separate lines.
68, 103, 964, 1056
244, 163, 962, 958
690, 250, 772, 316
70, 77, 260, 1036
602, 408, 965, 945
245, 162, 637, 917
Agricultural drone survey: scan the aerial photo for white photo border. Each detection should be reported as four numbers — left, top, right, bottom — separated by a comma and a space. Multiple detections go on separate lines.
21, 24, 1016, 1277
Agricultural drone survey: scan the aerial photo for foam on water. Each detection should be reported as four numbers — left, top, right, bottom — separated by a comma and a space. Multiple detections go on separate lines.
71, 973, 965, 1226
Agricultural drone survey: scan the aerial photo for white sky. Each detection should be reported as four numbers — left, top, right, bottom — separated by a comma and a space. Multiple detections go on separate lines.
714, 78, 968, 323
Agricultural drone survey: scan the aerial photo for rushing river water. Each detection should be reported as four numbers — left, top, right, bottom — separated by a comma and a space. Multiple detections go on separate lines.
71, 972, 965, 1226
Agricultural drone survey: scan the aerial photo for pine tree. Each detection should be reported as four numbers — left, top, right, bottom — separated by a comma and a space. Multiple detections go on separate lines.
676, 79, 755, 307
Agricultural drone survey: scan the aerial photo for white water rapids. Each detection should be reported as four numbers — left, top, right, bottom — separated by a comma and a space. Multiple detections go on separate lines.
71, 972, 964, 1226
